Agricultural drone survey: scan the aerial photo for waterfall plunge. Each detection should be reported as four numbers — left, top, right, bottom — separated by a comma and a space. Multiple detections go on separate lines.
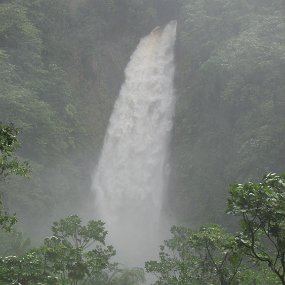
93, 21, 177, 265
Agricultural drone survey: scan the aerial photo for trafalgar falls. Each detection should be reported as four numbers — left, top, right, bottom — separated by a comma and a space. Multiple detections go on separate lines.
93, 21, 177, 264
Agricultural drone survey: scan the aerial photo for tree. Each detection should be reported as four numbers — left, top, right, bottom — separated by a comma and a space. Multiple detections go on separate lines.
47, 215, 116, 284
145, 224, 243, 285
227, 173, 285, 284
170, 0, 285, 225
0, 215, 116, 285
0, 123, 29, 231
0, 251, 58, 285
0, 123, 29, 178
0, 228, 31, 256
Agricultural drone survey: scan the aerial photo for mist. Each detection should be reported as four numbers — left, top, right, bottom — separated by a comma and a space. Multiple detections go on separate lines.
0, 0, 284, 284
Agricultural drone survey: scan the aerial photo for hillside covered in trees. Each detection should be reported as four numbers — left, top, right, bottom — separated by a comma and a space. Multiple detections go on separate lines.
0, 0, 285, 284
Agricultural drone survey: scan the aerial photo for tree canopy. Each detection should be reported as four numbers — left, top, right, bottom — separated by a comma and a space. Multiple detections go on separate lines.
0, 0, 284, 283
227, 173, 285, 284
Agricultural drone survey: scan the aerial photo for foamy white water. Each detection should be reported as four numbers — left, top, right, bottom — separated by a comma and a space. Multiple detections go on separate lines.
93, 21, 177, 265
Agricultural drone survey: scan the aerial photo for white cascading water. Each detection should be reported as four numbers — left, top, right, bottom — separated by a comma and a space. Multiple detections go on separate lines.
93, 21, 177, 265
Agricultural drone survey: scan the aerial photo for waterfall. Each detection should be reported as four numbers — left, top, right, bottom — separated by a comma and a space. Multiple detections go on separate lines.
93, 21, 177, 265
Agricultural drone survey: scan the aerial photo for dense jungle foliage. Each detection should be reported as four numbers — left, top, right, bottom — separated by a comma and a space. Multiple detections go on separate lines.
0, 0, 285, 284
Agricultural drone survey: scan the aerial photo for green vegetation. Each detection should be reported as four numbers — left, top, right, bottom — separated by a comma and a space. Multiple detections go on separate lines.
146, 224, 243, 285
0, 0, 283, 234
0, 123, 29, 231
146, 173, 285, 284
0, 124, 29, 178
0, 0, 284, 284
171, 0, 285, 224
228, 173, 285, 284
0, 215, 115, 285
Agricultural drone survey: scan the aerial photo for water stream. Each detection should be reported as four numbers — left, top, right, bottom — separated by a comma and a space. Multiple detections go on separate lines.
93, 21, 177, 266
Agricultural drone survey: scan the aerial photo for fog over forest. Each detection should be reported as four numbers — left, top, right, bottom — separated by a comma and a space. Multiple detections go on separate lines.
0, 0, 285, 284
